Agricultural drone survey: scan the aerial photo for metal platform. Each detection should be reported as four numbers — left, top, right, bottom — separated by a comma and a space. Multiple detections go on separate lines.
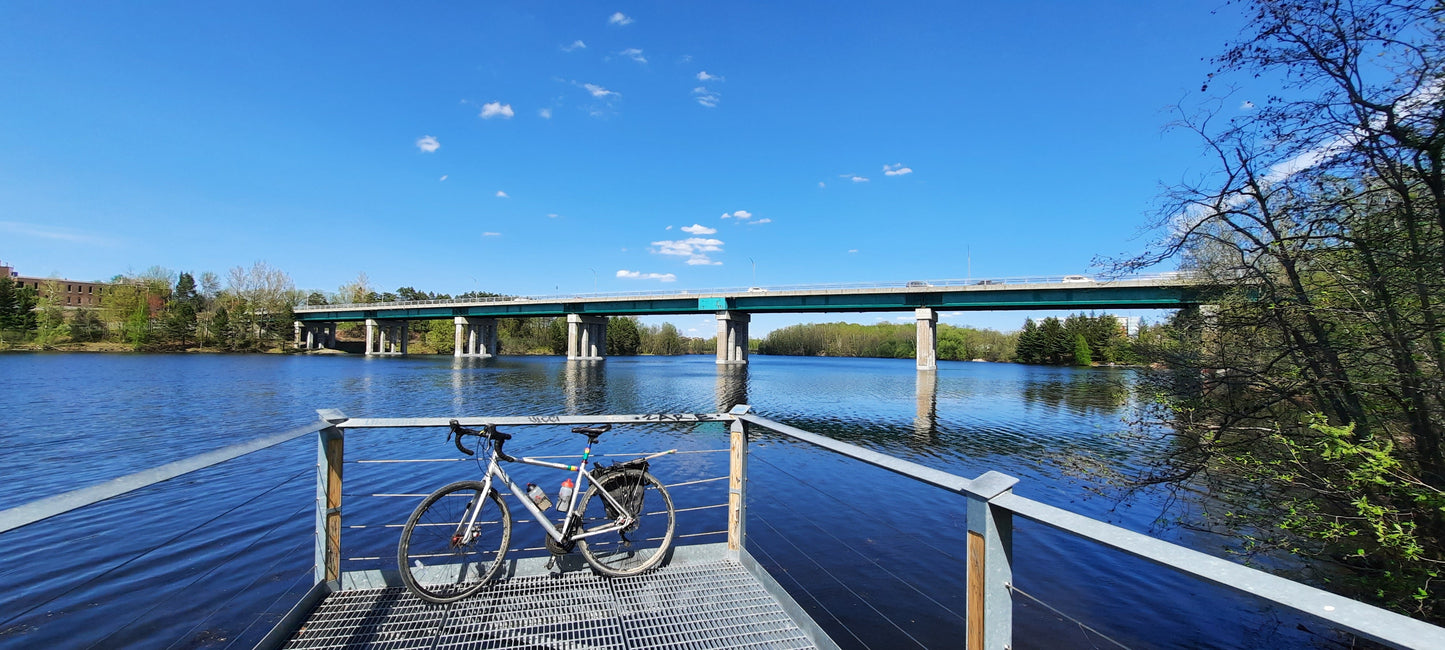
282, 545, 831, 649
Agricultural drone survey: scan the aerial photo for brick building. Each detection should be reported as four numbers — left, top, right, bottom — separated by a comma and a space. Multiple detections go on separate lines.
1, 261, 109, 307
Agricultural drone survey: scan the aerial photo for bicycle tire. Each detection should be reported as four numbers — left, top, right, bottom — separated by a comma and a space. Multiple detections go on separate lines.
576, 470, 675, 577
397, 480, 511, 603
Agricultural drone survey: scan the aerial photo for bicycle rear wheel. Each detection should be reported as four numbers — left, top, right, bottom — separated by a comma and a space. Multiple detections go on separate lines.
397, 480, 511, 603
576, 470, 675, 577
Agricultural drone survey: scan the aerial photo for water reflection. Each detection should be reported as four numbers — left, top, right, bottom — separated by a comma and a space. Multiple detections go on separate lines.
715, 364, 749, 412
1021, 371, 1130, 416
914, 370, 938, 443
564, 360, 607, 413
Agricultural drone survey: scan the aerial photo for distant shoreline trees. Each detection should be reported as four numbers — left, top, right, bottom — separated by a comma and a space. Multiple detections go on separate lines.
756, 321, 1018, 362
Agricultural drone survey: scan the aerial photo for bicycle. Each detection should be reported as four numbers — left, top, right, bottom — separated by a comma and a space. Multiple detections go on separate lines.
397, 420, 678, 604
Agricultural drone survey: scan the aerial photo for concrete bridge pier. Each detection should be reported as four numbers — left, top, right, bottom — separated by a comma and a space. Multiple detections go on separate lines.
454, 317, 498, 357
716, 311, 750, 365
916, 308, 938, 370
294, 321, 337, 350
365, 319, 409, 356
567, 314, 607, 360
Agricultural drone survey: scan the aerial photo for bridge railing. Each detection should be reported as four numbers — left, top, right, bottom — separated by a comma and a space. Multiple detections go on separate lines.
293, 271, 1204, 313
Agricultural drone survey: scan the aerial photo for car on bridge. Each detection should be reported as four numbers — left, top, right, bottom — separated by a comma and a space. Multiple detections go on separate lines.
1062, 275, 1092, 283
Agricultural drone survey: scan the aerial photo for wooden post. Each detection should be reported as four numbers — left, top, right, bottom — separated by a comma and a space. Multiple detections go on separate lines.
964, 471, 1017, 650
314, 410, 347, 585
727, 408, 750, 559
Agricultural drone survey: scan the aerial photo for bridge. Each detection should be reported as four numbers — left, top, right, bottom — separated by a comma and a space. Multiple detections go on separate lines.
292, 273, 1209, 369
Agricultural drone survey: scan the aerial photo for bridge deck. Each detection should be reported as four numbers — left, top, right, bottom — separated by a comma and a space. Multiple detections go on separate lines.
282, 545, 827, 649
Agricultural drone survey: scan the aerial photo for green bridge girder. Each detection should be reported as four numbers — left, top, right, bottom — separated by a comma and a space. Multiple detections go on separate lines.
293, 284, 1206, 323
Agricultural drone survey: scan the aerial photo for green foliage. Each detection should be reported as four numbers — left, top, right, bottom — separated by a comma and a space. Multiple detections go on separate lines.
1072, 333, 1092, 366
122, 300, 150, 348
0, 277, 38, 336
421, 319, 455, 354
1219, 415, 1445, 618
641, 322, 686, 355
69, 309, 107, 342
32, 282, 68, 349
498, 317, 558, 354
608, 316, 642, 355
757, 321, 1016, 361
1016, 313, 1129, 366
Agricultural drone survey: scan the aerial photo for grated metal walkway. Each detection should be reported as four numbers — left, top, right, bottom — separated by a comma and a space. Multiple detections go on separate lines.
284, 558, 817, 649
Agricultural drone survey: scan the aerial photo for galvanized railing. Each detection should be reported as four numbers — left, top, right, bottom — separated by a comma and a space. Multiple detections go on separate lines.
291, 407, 1443, 649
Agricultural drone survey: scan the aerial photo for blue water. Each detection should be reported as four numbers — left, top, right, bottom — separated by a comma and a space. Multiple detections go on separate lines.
0, 353, 1316, 648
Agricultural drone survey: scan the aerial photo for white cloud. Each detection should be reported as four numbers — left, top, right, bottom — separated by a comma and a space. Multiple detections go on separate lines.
697, 71, 723, 81
848, 249, 858, 253
480, 102, 514, 119
608, 12, 633, 26
681, 223, 717, 235
583, 83, 617, 98
496, 191, 509, 198
548, 213, 560, 219
617, 269, 676, 281
620, 48, 647, 63
483, 232, 501, 237
538, 108, 552, 119
752, 218, 772, 224
563, 40, 587, 52
850, 176, 869, 183
0, 221, 114, 245
1240, 100, 1256, 110
732, 210, 753, 220
818, 181, 826, 188
416, 135, 440, 153
439, 175, 448, 181
883, 163, 913, 176
652, 237, 725, 265
693, 86, 719, 108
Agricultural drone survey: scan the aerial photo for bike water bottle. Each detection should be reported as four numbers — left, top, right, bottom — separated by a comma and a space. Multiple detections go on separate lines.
557, 479, 574, 511
526, 483, 553, 511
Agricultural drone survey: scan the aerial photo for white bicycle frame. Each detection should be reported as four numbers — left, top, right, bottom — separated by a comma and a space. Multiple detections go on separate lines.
455, 438, 675, 546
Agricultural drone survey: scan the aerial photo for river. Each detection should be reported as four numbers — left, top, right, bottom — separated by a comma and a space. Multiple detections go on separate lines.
0, 353, 1317, 649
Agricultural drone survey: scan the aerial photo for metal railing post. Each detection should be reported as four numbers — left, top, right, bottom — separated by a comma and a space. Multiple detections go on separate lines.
314, 410, 347, 585
727, 405, 752, 560
964, 471, 1018, 650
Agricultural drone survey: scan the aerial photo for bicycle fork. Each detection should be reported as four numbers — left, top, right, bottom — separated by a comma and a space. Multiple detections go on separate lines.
451, 477, 495, 547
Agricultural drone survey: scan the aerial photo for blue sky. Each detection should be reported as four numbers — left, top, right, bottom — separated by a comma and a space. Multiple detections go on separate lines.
0, 2, 1254, 335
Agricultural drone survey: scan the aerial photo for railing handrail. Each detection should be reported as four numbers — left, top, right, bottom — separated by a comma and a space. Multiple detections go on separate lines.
0, 417, 334, 535
292, 272, 1206, 313
736, 412, 1445, 650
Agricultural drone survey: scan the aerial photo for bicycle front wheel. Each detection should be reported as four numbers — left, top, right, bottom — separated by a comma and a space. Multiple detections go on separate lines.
576, 470, 675, 577
397, 480, 511, 603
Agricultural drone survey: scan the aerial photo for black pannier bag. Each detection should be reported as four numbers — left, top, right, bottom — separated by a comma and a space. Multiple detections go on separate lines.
591, 458, 650, 521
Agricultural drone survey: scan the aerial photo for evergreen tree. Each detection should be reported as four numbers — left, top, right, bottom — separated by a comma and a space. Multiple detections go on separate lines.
1072, 333, 1092, 366
1038, 317, 1069, 364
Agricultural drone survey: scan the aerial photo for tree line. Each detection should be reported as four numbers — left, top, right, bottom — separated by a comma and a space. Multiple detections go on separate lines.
1015, 313, 1143, 366
757, 321, 1018, 362
0, 263, 300, 351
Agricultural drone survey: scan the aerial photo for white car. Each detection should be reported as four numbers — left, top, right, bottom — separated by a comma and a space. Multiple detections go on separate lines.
1061, 275, 1092, 283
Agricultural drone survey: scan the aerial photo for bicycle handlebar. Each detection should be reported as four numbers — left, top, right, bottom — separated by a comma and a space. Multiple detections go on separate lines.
447, 419, 514, 461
